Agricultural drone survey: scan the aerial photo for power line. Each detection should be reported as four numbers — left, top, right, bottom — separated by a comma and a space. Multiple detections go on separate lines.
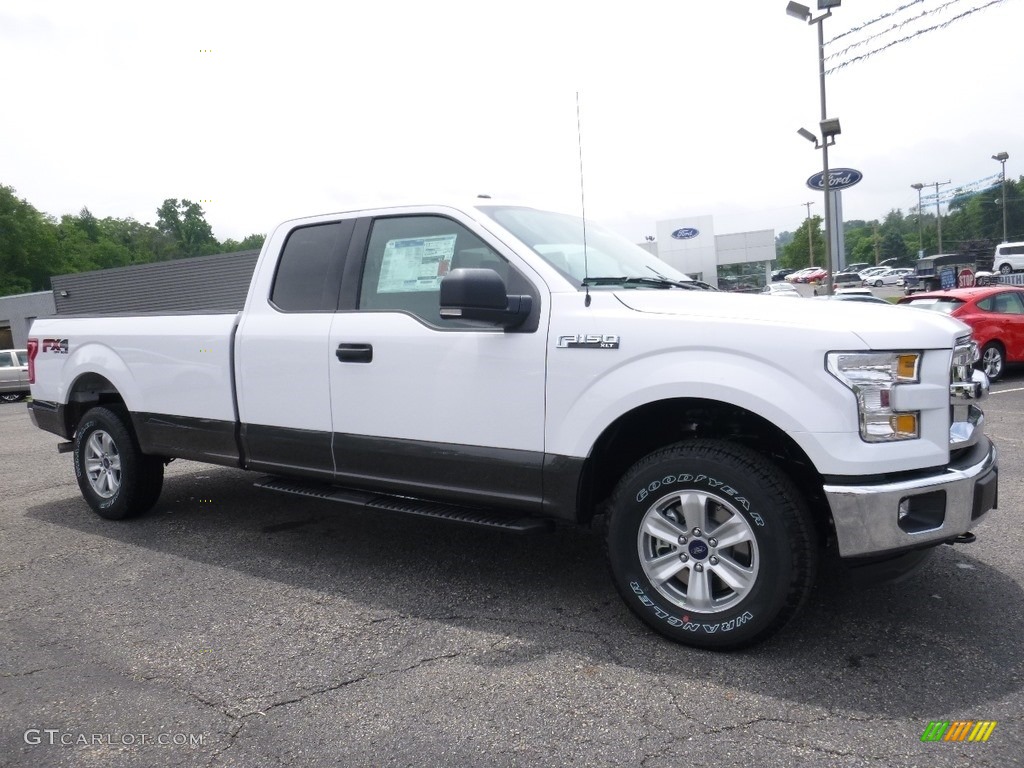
825, 0, 968, 61
825, 0, 927, 44
825, 0, 1007, 73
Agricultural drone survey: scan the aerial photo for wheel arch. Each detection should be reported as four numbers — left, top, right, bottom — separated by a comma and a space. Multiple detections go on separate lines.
576, 397, 830, 542
63, 372, 128, 438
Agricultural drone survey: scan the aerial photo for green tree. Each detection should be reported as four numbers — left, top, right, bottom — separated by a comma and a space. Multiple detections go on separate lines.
155, 198, 217, 258
220, 233, 266, 252
0, 184, 60, 294
781, 215, 824, 269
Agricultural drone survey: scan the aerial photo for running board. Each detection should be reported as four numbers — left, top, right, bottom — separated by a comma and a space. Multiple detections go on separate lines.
254, 476, 552, 533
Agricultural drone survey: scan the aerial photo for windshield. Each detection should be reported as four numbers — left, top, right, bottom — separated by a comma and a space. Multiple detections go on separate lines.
478, 206, 691, 287
902, 297, 964, 314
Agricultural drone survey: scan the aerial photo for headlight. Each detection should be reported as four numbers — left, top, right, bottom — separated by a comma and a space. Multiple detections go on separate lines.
827, 352, 921, 442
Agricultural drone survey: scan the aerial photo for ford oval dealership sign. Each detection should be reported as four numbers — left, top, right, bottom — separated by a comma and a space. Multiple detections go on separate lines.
806, 168, 863, 191
671, 227, 700, 240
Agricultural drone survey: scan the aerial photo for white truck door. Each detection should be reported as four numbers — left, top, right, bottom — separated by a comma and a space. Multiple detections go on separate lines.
328, 212, 548, 510
235, 219, 355, 479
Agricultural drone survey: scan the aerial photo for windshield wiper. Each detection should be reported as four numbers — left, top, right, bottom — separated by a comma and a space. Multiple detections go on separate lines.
581, 276, 700, 290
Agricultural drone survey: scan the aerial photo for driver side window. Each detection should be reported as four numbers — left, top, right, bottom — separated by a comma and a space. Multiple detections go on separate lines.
358, 215, 522, 327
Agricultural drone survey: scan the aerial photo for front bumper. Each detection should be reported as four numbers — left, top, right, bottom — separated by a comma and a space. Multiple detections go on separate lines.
824, 437, 998, 557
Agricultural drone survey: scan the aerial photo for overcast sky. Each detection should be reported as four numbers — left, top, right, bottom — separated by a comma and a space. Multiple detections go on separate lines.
2, 0, 1021, 245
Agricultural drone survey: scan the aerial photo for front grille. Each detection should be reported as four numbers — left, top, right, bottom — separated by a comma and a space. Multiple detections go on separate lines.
949, 334, 984, 449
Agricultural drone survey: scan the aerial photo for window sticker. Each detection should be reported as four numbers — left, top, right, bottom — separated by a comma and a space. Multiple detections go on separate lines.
377, 234, 457, 293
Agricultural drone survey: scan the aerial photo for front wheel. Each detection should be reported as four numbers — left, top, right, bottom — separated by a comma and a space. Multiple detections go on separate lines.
874, 279, 883, 287
999, 263, 1013, 275
979, 342, 1005, 382
74, 406, 164, 520
605, 441, 817, 650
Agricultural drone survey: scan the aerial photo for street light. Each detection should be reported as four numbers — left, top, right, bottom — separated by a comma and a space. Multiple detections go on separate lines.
788, 0, 841, 295
992, 151, 1009, 243
911, 183, 924, 256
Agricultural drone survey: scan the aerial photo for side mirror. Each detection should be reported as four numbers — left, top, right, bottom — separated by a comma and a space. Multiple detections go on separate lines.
439, 268, 532, 328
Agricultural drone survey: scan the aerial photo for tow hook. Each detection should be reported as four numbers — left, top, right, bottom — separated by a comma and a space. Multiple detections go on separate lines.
944, 532, 977, 546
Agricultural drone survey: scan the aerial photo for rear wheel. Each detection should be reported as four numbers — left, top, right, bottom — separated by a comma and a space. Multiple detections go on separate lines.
74, 406, 164, 520
999, 263, 1013, 275
605, 441, 817, 650
979, 342, 1005, 382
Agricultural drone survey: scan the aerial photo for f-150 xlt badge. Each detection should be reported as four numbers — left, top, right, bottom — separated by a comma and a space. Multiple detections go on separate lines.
556, 334, 620, 349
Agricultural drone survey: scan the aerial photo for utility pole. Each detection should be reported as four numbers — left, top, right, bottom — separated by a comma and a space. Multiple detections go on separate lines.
803, 201, 815, 266
931, 180, 951, 252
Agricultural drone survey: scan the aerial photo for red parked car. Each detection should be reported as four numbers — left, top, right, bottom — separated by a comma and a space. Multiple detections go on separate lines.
792, 267, 827, 284
898, 286, 1024, 381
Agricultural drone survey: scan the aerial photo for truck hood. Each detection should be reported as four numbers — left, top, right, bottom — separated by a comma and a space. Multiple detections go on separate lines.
613, 290, 970, 349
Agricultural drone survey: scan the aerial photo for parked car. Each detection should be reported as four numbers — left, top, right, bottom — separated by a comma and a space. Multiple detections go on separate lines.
784, 267, 816, 282
771, 268, 795, 282
0, 348, 29, 402
898, 286, 1024, 380
25, 199, 999, 651
993, 242, 1024, 275
867, 268, 914, 287
793, 267, 827, 284
815, 293, 892, 305
833, 270, 863, 286
858, 266, 889, 281
761, 282, 802, 297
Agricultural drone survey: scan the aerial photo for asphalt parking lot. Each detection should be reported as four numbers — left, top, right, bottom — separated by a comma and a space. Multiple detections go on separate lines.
2, 375, 1023, 768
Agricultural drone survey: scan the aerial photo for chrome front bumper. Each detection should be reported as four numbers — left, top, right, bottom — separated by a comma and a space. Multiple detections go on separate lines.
824, 437, 998, 557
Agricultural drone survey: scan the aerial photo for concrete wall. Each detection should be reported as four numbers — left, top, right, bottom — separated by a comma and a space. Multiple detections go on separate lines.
0, 291, 57, 348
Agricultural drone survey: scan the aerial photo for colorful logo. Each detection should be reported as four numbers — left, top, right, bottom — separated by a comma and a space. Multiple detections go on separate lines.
921, 721, 997, 742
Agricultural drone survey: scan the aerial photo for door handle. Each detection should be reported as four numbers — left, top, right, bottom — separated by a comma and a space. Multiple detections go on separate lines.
336, 343, 373, 363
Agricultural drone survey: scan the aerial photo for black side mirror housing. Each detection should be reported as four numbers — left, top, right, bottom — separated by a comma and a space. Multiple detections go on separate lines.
439, 268, 532, 328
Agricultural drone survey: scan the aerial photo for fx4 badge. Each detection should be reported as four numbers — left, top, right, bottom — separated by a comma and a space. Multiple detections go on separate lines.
42, 338, 69, 354
556, 334, 620, 349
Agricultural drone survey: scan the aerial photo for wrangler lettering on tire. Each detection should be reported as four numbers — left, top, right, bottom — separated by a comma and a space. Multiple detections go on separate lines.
605, 440, 816, 650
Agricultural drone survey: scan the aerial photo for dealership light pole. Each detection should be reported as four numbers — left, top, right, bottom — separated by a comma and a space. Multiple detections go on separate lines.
993, 151, 1009, 243
788, 0, 842, 295
911, 183, 924, 256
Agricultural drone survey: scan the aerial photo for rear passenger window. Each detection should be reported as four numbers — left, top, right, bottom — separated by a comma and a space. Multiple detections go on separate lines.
271, 220, 353, 312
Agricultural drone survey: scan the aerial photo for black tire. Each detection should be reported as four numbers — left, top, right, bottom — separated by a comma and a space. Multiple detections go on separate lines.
978, 342, 1005, 382
605, 440, 817, 650
873, 279, 883, 287
74, 406, 164, 520
999, 263, 1012, 275
0, 392, 24, 403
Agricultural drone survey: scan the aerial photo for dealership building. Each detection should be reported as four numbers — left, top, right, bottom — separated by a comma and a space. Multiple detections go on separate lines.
640, 215, 776, 289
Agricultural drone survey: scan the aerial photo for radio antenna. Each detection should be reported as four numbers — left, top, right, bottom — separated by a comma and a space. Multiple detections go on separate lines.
576, 91, 591, 307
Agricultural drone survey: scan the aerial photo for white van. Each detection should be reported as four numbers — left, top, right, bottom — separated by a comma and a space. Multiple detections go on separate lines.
993, 242, 1024, 274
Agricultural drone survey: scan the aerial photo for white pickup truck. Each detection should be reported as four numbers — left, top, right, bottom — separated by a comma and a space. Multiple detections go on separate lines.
27, 201, 998, 649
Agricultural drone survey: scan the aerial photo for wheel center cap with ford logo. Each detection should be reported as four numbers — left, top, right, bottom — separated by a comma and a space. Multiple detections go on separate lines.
688, 540, 709, 560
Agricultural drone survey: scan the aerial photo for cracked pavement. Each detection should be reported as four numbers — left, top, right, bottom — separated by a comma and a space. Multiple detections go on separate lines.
2, 379, 1023, 767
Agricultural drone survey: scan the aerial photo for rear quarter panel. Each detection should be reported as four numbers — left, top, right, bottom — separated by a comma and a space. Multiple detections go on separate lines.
29, 315, 239, 421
